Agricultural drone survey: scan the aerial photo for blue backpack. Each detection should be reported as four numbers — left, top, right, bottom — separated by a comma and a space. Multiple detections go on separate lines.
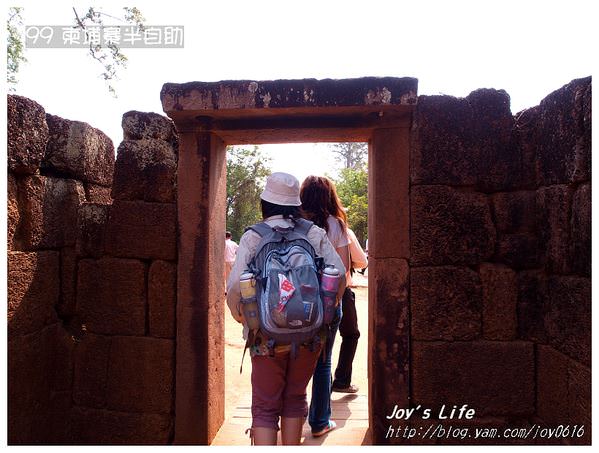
247, 218, 326, 351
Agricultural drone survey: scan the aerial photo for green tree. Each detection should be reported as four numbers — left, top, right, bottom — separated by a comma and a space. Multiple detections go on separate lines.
226, 146, 272, 242
6, 6, 145, 96
7, 7, 26, 89
334, 166, 368, 247
329, 142, 367, 170
72, 7, 145, 96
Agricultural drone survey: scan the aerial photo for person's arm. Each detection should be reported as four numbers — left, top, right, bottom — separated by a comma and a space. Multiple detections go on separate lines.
347, 229, 368, 269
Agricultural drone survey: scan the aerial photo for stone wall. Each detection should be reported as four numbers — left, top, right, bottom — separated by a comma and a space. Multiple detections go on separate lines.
516, 78, 591, 444
7, 75, 590, 445
408, 77, 591, 445
7, 96, 179, 444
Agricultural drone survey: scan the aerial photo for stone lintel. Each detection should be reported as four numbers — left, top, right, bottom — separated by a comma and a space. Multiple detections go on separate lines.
161, 77, 418, 119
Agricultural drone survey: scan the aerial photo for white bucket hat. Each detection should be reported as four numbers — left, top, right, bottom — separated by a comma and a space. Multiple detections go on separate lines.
260, 172, 302, 206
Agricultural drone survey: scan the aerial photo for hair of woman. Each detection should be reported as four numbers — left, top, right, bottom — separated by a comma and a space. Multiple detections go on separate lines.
300, 175, 347, 232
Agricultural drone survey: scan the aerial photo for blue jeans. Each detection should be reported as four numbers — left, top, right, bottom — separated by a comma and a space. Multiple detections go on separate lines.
309, 304, 342, 432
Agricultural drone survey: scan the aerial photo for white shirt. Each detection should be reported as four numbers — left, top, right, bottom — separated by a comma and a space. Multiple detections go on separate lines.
226, 215, 347, 323
224, 238, 239, 263
346, 227, 368, 287
326, 215, 350, 249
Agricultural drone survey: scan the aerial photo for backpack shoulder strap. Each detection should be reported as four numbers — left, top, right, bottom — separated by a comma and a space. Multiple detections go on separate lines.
244, 222, 273, 238
293, 218, 314, 236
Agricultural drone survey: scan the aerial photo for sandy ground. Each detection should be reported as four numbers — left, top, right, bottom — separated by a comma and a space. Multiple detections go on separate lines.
223, 271, 369, 422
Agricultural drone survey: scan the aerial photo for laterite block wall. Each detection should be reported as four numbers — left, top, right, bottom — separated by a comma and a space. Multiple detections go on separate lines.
407, 77, 591, 445
7, 76, 590, 445
7, 95, 179, 444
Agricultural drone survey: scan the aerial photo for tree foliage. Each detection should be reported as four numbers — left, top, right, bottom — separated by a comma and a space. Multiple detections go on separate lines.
7, 7, 26, 89
334, 166, 368, 247
329, 142, 367, 170
328, 142, 368, 247
6, 7, 145, 96
226, 146, 272, 242
72, 7, 145, 96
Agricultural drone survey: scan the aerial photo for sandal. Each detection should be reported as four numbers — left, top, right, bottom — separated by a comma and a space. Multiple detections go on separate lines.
312, 420, 336, 437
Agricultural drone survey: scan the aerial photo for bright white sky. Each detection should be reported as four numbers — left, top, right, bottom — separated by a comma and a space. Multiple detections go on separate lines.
2, 1, 598, 431
9, 0, 597, 181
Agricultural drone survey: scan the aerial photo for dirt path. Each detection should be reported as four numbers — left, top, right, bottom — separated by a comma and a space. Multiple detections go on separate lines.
219, 272, 369, 445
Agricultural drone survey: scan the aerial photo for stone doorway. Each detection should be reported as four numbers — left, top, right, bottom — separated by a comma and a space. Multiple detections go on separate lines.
160, 77, 417, 444
218, 142, 370, 445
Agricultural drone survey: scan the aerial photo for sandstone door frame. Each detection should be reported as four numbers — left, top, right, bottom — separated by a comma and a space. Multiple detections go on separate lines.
161, 78, 416, 444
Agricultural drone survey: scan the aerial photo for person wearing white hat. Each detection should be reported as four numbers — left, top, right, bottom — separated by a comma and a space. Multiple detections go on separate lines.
226, 172, 346, 446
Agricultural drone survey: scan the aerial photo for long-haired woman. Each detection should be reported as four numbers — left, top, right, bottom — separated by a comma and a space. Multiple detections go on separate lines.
300, 175, 351, 437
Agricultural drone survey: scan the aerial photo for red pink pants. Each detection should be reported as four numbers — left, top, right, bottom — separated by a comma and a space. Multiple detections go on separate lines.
250, 345, 322, 430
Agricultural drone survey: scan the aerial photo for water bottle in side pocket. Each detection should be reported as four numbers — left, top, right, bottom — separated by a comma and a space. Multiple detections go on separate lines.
239, 271, 260, 330
321, 265, 340, 324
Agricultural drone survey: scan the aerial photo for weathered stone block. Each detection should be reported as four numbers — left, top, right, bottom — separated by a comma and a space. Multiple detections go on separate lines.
491, 191, 536, 233
411, 186, 495, 266
73, 333, 111, 408
47, 390, 73, 444
544, 276, 590, 366
531, 349, 591, 445
536, 185, 572, 273
537, 345, 570, 426
58, 247, 77, 317
76, 203, 109, 258
370, 128, 410, 259
161, 77, 418, 112
535, 77, 591, 185
514, 106, 540, 190
480, 263, 517, 340
370, 258, 410, 414
8, 251, 59, 336
570, 183, 590, 277
411, 266, 482, 340
50, 324, 75, 392
412, 95, 478, 186
43, 114, 115, 186
84, 183, 113, 204
19, 175, 86, 250
412, 89, 519, 190
149, 260, 176, 338
104, 200, 177, 260
122, 110, 178, 146
468, 89, 521, 191
567, 359, 591, 444
517, 271, 547, 342
7, 95, 49, 175
8, 173, 21, 249
112, 139, 177, 203
495, 233, 539, 269
77, 258, 146, 335
106, 336, 175, 413
6, 323, 72, 444
412, 341, 534, 416
7, 326, 53, 443
70, 406, 172, 444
